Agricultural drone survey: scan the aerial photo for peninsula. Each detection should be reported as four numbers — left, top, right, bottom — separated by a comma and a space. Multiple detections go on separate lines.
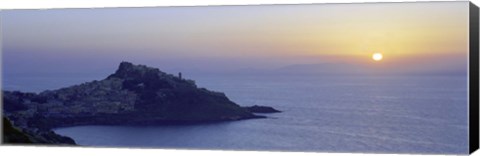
2, 62, 280, 144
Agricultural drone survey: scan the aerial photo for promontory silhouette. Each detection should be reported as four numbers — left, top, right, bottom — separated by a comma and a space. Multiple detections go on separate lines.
2, 62, 280, 144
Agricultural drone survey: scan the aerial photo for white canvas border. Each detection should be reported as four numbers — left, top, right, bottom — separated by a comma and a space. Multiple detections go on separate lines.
0, 0, 478, 156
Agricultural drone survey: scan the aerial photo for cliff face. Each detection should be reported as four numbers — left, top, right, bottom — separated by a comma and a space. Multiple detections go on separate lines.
3, 62, 270, 144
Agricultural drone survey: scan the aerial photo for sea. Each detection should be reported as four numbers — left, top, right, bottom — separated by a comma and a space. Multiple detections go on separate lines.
3, 74, 469, 154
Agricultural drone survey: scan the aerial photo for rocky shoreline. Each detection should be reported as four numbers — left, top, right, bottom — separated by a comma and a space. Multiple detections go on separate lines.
243, 105, 282, 113
2, 62, 280, 145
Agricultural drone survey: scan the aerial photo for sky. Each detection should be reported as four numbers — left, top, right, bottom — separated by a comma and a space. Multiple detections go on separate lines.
1, 1, 470, 78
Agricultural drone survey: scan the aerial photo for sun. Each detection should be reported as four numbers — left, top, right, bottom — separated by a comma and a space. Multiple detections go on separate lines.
372, 53, 383, 61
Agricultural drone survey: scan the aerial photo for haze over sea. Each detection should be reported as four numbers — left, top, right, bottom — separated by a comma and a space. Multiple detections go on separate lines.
4, 72, 468, 154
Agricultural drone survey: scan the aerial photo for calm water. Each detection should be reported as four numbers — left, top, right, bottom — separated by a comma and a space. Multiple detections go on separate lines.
10, 74, 469, 154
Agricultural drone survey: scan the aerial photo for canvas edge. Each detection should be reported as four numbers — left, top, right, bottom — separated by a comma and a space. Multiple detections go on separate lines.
469, 1, 480, 154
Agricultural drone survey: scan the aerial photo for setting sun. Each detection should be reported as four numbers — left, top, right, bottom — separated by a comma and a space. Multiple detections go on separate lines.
372, 53, 383, 61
